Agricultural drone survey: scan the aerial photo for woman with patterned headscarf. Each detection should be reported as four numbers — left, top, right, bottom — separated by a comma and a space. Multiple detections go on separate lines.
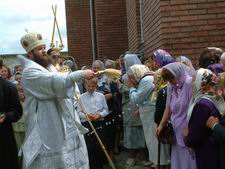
206, 71, 225, 169
156, 63, 196, 169
128, 64, 159, 167
152, 49, 174, 69
185, 69, 225, 169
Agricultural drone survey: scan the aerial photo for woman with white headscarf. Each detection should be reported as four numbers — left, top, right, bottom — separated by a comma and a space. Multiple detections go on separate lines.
128, 64, 160, 167
121, 54, 146, 167
185, 69, 225, 169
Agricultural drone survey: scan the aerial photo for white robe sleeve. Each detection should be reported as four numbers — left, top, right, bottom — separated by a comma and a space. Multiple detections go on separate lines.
77, 96, 86, 122
22, 66, 83, 100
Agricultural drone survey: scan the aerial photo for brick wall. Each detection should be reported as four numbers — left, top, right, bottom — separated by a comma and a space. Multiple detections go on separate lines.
126, 0, 163, 56
126, 0, 225, 65
95, 0, 128, 61
65, 0, 93, 67
142, 0, 162, 58
65, 0, 128, 67
160, 0, 225, 65
126, 0, 142, 52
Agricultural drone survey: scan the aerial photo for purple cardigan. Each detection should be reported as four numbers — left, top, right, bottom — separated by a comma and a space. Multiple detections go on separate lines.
185, 98, 221, 169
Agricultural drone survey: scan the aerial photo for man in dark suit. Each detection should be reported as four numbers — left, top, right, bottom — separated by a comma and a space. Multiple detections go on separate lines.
0, 76, 23, 169
207, 115, 225, 169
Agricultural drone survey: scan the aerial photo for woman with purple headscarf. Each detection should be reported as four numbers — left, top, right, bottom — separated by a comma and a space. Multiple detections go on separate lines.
156, 63, 196, 169
150, 49, 174, 168
207, 52, 225, 75
207, 63, 224, 75
153, 49, 174, 68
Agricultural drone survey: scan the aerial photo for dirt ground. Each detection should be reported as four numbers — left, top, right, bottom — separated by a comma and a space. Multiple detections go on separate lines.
103, 150, 153, 169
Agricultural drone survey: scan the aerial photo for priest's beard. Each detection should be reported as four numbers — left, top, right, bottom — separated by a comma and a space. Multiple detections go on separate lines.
33, 53, 50, 68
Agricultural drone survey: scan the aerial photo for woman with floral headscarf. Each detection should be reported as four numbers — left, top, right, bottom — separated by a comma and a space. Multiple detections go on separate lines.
185, 69, 225, 169
128, 64, 159, 167
206, 71, 225, 169
156, 63, 196, 169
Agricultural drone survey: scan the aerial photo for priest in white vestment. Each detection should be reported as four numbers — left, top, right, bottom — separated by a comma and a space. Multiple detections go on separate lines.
18, 32, 95, 169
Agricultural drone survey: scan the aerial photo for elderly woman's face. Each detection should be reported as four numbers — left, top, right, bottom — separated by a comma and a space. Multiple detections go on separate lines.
105, 62, 113, 69
92, 63, 102, 72
128, 74, 138, 87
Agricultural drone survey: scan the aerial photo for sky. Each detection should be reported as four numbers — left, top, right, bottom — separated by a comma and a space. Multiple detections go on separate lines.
0, 0, 67, 55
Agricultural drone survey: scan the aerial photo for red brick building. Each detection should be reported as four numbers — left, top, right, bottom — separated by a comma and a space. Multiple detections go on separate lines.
126, 0, 225, 64
65, 0, 128, 67
65, 0, 225, 66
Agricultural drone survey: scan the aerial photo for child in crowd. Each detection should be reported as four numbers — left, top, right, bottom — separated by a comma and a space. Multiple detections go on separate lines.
78, 77, 109, 169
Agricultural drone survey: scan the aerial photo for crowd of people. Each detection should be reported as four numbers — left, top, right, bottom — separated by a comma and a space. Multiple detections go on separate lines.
0, 31, 225, 169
